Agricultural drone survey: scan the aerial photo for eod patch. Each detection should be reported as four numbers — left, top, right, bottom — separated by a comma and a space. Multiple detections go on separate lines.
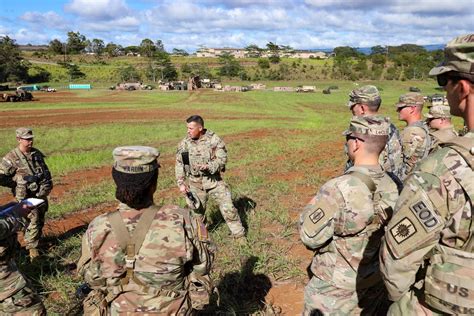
410, 200, 440, 232
390, 217, 417, 244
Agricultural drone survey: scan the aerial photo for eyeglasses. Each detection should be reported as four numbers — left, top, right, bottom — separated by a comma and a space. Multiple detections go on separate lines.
346, 135, 365, 142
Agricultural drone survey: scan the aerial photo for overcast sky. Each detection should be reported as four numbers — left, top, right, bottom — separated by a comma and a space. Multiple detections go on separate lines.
1, 0, 473, 52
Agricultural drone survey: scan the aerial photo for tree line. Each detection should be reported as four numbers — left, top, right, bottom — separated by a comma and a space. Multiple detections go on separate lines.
0, 31, 445, 84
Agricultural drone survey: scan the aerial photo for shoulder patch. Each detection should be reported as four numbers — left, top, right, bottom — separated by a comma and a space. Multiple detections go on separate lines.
302, 198, 335, 238
390, 217, 417, 244
410, 200, 440, 232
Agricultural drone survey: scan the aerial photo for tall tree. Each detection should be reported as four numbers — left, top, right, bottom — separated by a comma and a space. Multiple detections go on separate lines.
67, 31, 87, 54
105, 42, 123, 57
155, 40, 165, 53
0, 36, 29, 82
218, 52, 243, 77
140, 39, 156, 58
49, 39, 64, 55
245, 44, 263, 58
266, 42, 281, 63
90, 38, 105, 56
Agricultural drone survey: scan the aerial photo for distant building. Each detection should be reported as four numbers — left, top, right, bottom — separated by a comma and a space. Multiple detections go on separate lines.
196, 47, 328, 59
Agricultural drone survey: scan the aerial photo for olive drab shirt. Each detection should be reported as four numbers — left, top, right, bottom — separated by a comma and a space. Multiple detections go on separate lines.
380, 132, 474, 314
400, 121, 431, 179
428, 126, 458, 154
300, 166, 399, 291
175, 130, 227, 191
1, 148, 52, 200
78, 203, 214, 314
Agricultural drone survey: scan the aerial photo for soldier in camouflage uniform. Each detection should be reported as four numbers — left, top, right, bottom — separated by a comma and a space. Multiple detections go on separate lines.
380, 34, 474, 315
175, 115, 245, 238
78, 146, 215, 314
425, 105, 458, 153
0, 128, 52, 259
345, 85, 404, 180
0, 201, 45, 315
300, 116, 399, 315
396, 93, 432, 179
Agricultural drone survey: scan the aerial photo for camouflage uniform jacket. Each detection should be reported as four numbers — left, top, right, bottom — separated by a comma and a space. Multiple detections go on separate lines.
300, 165, 398, 291
400, 121, 431, 179
345, 116, 404, 180
0, 212, 28, 301
78, 203, 214, 314
1, 147, 52, 200
428, 126, 458, 154
175, 130, 227, 190
380, 132, 474, 313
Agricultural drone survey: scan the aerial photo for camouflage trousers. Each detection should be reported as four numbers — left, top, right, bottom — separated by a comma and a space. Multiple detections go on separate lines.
190, 181, 245, 237
388, 289, 449, 316
303, 277, 389, 315
24, 198, 48, 250
0, 260, 45, 315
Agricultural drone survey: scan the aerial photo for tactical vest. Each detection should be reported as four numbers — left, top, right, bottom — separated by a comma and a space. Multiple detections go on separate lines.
424, 136, 474, 314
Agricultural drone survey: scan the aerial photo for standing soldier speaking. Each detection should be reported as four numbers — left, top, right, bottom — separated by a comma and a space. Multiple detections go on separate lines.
175, 115, 246, 239
380, 34, 474, 315
0, 128, 53, 259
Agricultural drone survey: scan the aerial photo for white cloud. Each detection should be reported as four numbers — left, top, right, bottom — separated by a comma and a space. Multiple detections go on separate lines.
80, 16, 140, 32
21, 11, 67, 29
65, 0, 131, 20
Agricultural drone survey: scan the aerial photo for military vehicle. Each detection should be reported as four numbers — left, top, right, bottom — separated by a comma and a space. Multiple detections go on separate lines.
1, 89, 33, 102
111, 82, 154, 91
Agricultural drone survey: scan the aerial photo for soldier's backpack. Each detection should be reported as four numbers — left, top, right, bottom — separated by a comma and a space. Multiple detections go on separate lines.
423, 136, 474, 314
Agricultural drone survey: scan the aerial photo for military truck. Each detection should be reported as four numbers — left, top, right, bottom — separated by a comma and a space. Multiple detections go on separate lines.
1, 89, 33, 102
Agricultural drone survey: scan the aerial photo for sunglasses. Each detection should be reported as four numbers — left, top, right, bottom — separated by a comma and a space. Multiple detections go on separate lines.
346, 135, 365, 142
396, 106, 410, 112
437, 74, 463, 87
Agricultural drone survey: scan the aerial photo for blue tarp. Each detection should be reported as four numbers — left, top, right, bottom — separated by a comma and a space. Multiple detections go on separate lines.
69, 84, 92, 90
18, 85, 39, 91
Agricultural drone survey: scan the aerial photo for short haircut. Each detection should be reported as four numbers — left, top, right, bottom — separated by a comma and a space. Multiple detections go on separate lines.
354, 132, 387, 155
186, 115, 204, 126
363, 98, 382, 112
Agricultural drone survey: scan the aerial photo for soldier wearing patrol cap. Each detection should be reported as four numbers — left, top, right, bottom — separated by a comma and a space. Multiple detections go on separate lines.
300, 116, 399, 315
0, 127, 53, 260
345, 85, 404, 180
425, 105, 458, 153
78, 146, 215, 314
380, 34, 474, 315
395, 92, 432, 179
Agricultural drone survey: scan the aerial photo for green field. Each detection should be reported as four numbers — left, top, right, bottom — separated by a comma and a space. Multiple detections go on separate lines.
0, 80, 457, 314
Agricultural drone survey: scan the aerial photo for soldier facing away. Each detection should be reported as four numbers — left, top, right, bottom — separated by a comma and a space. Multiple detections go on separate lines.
0, 201, 45, 315
380, 33, 474, 315
345, 85, 404, 180
395, 93, 431, 180
175, 115, 246, 239
78, 146, 215, 314
425, 105, 458, 153
300, 116, 399, 315
0, 128, 53, 259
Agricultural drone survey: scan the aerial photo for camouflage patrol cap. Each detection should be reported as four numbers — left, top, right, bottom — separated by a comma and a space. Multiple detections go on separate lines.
347, 85, 380, 107
395, 92, 424, 108
343, 116, 389, 137
16, 127, 34, 139
429, 34, 474, 76
424, 105, 451, 119
113, 146, 160, 174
